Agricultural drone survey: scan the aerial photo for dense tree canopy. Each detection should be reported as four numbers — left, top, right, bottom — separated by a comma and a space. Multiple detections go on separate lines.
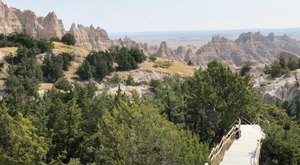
0, 35, 299, 164
0, 33, 53, 53
111, 46, 146, 71
76, 51, 114, 81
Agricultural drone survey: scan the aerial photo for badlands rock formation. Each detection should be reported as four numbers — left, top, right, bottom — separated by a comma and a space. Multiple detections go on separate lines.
0, 1, 115, 51
194, 32, 300, 67
154, 41, 174, 59
153, 32, 300, 68
184, 48, 196, 62
173, 46, 186, 59
0, 2, 65, 38
254, 69, 300, 102
115, 36, 149, 54
69, 24, 112, 51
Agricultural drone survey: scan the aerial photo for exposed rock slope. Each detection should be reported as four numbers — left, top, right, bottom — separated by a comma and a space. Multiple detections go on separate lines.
254, 70, 300, 102
0, 1, 114, 50
69, 24, 112, 51
114, 36, 149, 54
153, 32, 300, 68
194, 32, 300, 67
154, 41, 174, 59
0, 2, 65, 38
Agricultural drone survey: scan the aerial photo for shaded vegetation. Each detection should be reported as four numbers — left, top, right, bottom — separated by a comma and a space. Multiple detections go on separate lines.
264, 53, 300, 78
0, 36, 299, 165
61, 33, 76, 46
0, 33, 53, 53
76, 46, 146, 81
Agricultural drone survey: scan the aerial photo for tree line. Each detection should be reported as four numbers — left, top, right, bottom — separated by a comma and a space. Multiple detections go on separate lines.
76, 46, 146, 81
0, 33, 299, 164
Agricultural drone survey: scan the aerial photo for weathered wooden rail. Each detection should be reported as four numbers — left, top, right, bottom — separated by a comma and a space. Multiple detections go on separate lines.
207, 118, 241, 165
206, 114, 267, 165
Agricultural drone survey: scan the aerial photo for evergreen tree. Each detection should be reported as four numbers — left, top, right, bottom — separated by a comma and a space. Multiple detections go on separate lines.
42, 54, 64, 83
76, 60, 94, 80
97, 98, 208, 164
0, 106, 49, 164
61, 33, 76, 46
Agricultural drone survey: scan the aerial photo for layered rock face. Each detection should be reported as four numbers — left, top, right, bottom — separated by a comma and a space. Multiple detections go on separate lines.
254, 69, 300, 103
0, 1, 114, 51
69, 24, 112, 51
0, 1, 65, 39
184, 48, 196, 62
194, 32, 300, 67
115, 36, 149, 54
152, 32, 300, 67
154, 41, 174, 58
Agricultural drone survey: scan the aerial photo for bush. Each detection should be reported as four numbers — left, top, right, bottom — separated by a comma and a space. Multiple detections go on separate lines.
54, 77, 72, 91
0, 61, 4, 72
149, 79, 161, 88
108, 74, 121, 85
187, 60, 193, 66
42, 54, 64, 83
112, 46, 146, 71
125, 75, 136, 86
61, 33, 76, 46
240, 61, 252, 76
0, 33, 53, 53
264, 57, 289, 78
149, 55, 157, 62
5, 47, 43, 96
76, 60, 95, 80
77, 51, 114, 81
59, 52, 74, 71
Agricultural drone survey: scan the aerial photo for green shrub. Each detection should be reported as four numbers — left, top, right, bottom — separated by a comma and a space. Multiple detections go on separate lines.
76, 51, 113, 81
42, 54, 64, 83
61, 33, 76, 46
54, 77, 72, 91
187, 60, 193, 66
240, 61, 252, 76
112, 46, 146, 71
149, 79, 161, 88
0, 33, 53, 53
264, 57, 289, 78
125, 75, 136, 86
108, 74, 121, 85
149, 55, 157, 62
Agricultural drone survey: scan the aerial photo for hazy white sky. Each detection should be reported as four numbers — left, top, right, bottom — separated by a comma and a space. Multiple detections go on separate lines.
3, 0, 300, 32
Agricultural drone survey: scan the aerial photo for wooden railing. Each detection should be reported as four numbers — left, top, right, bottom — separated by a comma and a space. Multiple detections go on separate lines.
206, 114, 267, 165
254, 139, 262, 165
207, 119, 241, 165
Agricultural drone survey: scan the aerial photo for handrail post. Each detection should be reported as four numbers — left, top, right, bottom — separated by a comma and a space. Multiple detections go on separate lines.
236, 118, 241, 139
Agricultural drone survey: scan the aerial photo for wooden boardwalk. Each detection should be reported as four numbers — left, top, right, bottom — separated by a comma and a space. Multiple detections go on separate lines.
220, 124, 264, 165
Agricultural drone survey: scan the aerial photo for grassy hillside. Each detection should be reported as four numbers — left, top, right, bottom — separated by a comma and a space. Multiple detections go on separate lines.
0, 42, 196, 91
52, 42, 89, 57
52, 42, 197, 80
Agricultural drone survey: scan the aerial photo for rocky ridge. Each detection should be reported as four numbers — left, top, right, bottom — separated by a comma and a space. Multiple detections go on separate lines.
153, 41, 174, 59
254, 69, 300, 103
154, 32, 300, 67
195, 32, 300, 67
0, 1, 138, 51
0, 2, 65, 39
114, 36, 150, 54
69, 24, 112, 51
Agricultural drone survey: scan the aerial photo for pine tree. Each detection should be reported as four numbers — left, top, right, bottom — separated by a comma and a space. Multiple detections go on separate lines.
0, 106, 49, 164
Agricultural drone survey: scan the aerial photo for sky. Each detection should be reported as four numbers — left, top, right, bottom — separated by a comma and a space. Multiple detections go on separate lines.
3, 0, 300, 32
